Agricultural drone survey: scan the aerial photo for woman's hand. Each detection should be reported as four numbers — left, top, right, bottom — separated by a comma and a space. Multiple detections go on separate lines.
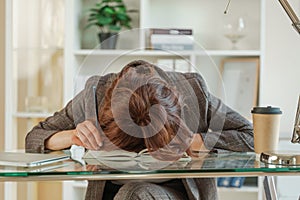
73, 120, 103, 150
190, 134, 207, 151
188, 134, 209, 157
45, 120, 103, 151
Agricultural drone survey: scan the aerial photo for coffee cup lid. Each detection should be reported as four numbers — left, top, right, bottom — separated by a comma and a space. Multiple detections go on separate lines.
251, 106, 282, 114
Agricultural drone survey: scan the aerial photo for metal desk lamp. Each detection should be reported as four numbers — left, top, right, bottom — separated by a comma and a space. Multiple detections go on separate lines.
267, 0, 300, 144
284, 0, 300, 137
260, 0, 300, 166
278, 0, 300, 34
224, 2, 300, 199
292, 96, 300, 143
224, 0, 300, 166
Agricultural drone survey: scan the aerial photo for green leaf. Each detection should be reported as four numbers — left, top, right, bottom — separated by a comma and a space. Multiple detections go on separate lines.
116, 13, 130, 21
109, 25, 121, 31
97, 16, 113, 25
116, 5, 126, 12
85, 0, 133, 32
103, 6, 115, 15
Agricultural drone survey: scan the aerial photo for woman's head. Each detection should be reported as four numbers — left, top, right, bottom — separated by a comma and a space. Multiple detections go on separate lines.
98, 60, 193, 160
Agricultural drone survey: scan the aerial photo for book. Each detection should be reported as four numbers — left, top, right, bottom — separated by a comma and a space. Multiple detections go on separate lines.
230, 177, 246, 188
150, 35, 194, 50
150, 34, 194, 44
83, 149, 191, 170
217, 177, 232, 187
152, 44, 194, 51
148, 28, 194, 50
217, 177, 246, 188
150, 28, 193, 35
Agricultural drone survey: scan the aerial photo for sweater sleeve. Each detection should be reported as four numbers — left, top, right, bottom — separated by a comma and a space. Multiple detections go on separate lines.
189, 73, 254, 152
25, 97, 79, 153
25, 76, 102, 153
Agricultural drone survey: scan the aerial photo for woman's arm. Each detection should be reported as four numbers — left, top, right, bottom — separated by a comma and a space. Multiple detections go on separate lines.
25, 75, 104, 152
45, 120, 102, 150
204, 93, 254, 152
191, 73, 254, 152
45, 129, 78, 150
25, 99, 79, 152
45, 120, 103, 151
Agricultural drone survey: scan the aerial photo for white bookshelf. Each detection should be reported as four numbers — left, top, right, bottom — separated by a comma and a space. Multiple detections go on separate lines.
64, 0, 263, 100
73, 49, 261, 57
4, 0, 266, 199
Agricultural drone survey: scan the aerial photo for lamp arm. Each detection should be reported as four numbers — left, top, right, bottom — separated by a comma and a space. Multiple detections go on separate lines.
278, 0, 300, 34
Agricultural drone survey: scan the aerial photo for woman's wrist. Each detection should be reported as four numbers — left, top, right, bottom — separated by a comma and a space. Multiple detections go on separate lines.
190, 134, 207, 152
71, 129, 84, 147
188, 133, 214, 157
45, 130, 76, 150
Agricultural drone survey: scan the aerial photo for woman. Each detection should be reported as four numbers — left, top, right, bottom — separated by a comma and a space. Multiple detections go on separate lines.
26, 60, 254, 200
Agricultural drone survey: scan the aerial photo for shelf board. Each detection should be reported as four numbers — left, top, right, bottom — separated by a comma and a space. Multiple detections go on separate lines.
74, 49, 193, 56
197, 50, 261, 56
217, 186, 259, 192
13, 112, 52, 118
13, 47, 63, 52
74, 49, 261, 57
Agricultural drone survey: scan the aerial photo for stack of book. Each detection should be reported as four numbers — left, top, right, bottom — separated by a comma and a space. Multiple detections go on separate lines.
149, 28, 194, 51
217, 177, 246, 188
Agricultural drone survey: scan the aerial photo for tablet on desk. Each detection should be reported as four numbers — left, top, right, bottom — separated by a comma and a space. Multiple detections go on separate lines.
0, 152, 70, 167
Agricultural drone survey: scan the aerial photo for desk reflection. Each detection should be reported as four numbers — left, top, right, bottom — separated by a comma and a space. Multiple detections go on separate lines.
2, 152, 298, 176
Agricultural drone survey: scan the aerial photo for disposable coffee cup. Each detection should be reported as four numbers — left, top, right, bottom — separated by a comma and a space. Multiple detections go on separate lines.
251, 106, 282, 159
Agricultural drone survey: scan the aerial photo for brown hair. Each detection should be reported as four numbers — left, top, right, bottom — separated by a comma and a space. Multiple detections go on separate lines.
98, 60, 192, 158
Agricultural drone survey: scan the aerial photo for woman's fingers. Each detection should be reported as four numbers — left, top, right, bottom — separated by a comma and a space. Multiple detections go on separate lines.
76, 121, 103, 150
77, 124, 96, 149
71, 133, 84, 147
84, 121, 103, 146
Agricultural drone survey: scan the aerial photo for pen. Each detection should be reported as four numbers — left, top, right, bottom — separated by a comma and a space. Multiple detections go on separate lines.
93, 85, 104, 148
92, 86, 99, 128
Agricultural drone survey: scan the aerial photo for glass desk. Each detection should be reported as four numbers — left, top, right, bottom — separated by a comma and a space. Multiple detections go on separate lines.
1, 152, 300, 200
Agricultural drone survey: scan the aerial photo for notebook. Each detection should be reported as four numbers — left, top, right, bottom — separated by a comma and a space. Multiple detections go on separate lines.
0, 152, 70, 167
83, 149, 192, 170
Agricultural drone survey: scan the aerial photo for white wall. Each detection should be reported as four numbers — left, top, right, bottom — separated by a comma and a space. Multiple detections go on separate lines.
0, 0, 5, 199
0, 0, 5, 152
262, 0, 300, 138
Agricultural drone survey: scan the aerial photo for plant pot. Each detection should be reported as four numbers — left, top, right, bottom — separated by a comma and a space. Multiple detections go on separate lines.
98, 32, 118, 49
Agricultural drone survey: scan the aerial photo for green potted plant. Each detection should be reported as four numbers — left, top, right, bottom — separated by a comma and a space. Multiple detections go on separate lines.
86, 0, 135, 49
